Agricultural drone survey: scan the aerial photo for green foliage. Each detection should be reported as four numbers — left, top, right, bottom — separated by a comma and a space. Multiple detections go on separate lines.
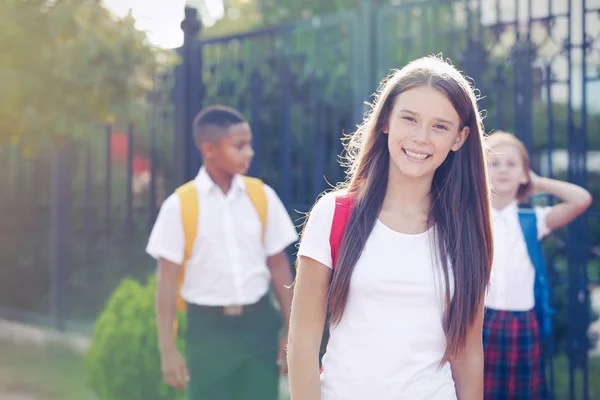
258, 0, 362, 25
0, 0, 157, 150
85, 275, 187, 400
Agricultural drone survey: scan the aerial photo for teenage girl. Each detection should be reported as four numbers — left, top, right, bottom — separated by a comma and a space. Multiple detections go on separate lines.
483, 131, 592, 399
287, 56, 494, 400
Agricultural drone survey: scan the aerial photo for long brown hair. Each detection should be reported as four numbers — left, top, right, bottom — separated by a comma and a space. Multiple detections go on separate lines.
329, 56, 493, 360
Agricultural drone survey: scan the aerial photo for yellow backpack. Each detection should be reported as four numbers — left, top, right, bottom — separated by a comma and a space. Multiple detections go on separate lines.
174, 176, 268, 314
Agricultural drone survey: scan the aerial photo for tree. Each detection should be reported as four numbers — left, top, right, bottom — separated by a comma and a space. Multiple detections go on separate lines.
0, 0, 157, 150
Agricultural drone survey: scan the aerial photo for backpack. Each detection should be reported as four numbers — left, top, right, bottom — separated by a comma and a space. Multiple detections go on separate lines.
174, 176, 268, 313
319, 193, 356, 366
329, 193, 357, 269
518, 209, 555, 344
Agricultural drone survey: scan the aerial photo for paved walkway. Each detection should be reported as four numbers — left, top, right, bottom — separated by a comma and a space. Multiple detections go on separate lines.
0, 319, 90, 354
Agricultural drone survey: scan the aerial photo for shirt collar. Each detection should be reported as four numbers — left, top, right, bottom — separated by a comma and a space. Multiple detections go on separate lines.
194, 166, 245, 195
492, 200, 519, 218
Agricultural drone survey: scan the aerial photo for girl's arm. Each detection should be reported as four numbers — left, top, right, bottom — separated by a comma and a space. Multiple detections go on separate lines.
450, 298, 485, 400
287, 256, 332, 400
530, 170, 592, 231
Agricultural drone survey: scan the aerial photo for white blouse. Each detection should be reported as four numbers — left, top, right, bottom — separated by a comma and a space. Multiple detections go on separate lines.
485, 201, 552, 311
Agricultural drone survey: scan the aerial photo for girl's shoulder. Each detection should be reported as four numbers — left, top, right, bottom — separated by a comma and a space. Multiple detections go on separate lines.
298, 190, 346, 269
316, 189, 351, 206
309, 190, 342, 219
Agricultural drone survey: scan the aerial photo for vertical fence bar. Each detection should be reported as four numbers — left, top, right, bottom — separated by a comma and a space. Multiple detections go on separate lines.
84, 143, 92, 267
544, 61, 557, 399
126, 123, 134, 243
180, 7, 203, 183
173, 63, 185, 188
105, 125, 112, 234
579, 0, 590, 397
149, 104, 158, 232
278, 62, 292, 206
49, 147, 61, 330
49, 143, 70, 331
249, 69, 263, 178
544, 64, 555, 180
311, 98, 325, 201
564, 1, 580, 398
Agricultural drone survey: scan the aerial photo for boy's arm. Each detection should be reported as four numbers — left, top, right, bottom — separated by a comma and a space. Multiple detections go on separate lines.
156, 258, 189, 389
530, 170, 592, 231
267, 250, 294, 375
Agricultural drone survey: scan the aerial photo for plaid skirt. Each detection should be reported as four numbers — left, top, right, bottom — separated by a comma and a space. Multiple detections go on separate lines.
483, 308, 548, 400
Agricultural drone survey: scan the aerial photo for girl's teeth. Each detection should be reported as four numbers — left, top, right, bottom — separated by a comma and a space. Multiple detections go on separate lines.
405, 150, 428, 160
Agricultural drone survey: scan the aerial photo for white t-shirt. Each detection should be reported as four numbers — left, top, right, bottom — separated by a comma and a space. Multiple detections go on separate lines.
146, 167, 299, 306
298, 192, 457, 400
485, 201, 552, 311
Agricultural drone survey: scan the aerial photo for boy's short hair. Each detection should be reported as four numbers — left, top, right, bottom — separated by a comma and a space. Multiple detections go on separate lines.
193, 105, 247, 143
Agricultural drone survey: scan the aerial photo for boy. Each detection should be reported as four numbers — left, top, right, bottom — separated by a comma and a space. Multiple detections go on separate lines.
146, 105, 298, 400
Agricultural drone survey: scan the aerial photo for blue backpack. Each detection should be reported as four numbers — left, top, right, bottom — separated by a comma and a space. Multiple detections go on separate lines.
518, 208, 556, 344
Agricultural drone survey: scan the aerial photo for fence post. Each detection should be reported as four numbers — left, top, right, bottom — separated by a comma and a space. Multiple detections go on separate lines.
105, 125, 112, 233
174, 6, 204, 186
125, 123, 135, 244
353, 0, 380, 126
49, 142, 71, 331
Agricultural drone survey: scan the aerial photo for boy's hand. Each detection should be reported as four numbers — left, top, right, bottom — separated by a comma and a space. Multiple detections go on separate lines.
277, 332, 289, 375
161, 346, 190, 390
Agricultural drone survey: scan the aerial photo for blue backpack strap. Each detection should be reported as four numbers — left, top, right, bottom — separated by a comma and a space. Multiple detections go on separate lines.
518, 209, 555, 342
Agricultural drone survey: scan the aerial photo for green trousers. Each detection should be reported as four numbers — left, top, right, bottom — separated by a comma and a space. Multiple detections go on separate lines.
186, 295, 282, 400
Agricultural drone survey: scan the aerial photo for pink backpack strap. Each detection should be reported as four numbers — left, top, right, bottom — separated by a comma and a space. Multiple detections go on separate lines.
329, 193, 357, 270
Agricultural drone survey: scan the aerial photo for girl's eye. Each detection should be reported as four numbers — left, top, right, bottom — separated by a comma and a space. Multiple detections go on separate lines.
402, 116, 416, 122
434, 124, 449, 131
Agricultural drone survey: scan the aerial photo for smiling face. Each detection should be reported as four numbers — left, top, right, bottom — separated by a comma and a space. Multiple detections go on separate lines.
383, 85, 470, 181
488, 142, 529, 199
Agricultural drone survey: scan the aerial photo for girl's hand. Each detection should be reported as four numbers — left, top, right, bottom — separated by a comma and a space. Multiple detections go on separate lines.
527, 170, 542, 196
527, 171, 592, 232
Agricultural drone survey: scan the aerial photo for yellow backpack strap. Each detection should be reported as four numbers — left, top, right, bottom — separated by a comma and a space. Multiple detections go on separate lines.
174, 181, 199, 313
242, 176, 268, 241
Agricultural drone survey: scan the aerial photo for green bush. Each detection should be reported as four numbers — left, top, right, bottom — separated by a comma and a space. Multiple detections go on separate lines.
85, 275, 187, 400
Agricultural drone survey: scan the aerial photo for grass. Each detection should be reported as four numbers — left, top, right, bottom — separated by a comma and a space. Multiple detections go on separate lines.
0, 340, 98, 400
0, 339, 291, 400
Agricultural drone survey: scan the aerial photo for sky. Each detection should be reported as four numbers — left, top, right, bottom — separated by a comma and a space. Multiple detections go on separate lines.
102, 0, 225, 49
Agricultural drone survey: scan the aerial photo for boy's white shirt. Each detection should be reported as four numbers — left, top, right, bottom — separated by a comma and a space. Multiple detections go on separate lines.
146, 167, 298, 306
485, 201, 552, 311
